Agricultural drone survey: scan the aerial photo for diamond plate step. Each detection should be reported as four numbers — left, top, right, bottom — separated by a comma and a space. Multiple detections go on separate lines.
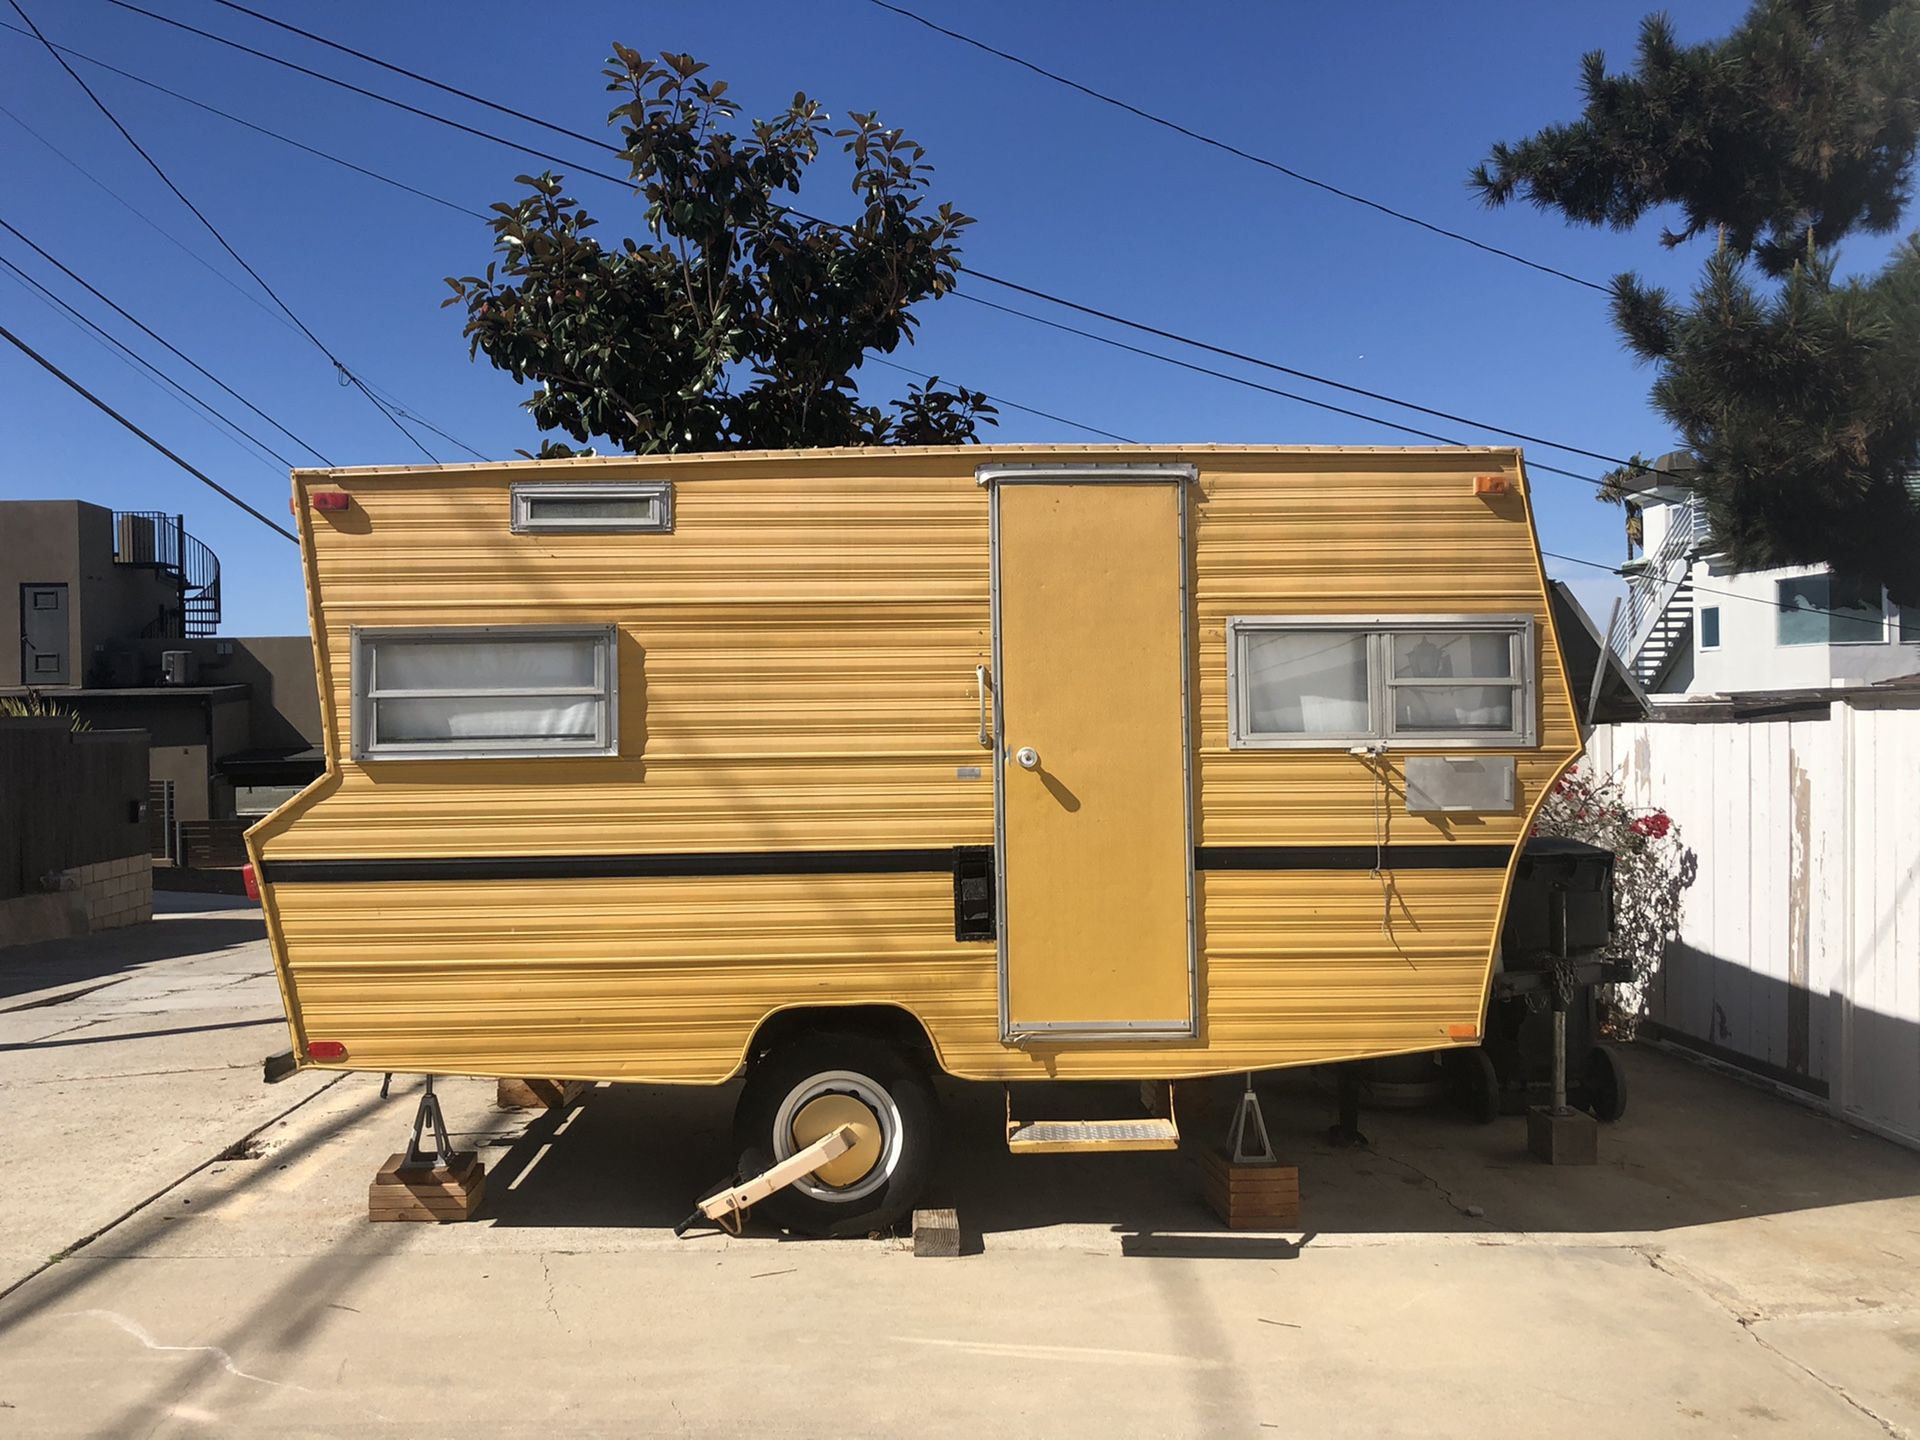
1005, 1117, 1179, 1154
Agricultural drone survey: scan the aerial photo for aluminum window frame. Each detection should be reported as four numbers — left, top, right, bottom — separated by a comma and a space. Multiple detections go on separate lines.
350, 624, 619, 761
509, 480, 673, 534
1227, 613, 1537, 750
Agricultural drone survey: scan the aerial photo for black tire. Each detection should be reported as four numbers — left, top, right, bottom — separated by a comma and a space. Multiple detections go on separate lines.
1444, 1046, 1500, 1125
733, 1033, 938, 1238
1580, 1045, 1627, 1123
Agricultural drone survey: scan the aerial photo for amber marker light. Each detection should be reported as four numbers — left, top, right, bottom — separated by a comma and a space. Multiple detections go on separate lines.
1473, 474, 1510, 496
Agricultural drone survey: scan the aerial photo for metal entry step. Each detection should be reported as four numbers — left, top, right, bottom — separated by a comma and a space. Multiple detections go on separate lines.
1006, 1117, 1181, 1154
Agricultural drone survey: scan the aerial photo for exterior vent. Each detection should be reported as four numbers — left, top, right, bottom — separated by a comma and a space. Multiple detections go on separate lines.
160, 650, 197, 686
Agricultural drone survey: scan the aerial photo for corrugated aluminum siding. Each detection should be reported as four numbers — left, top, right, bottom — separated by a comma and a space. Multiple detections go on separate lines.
253, 445, 1580, 1082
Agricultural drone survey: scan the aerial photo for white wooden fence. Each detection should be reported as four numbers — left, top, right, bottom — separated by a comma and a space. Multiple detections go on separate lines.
1590, 694, 1920, 1149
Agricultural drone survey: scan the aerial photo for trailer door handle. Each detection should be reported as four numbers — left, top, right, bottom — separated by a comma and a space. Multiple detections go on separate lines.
1014, 746, 1041, 771
976, 665, 993, 749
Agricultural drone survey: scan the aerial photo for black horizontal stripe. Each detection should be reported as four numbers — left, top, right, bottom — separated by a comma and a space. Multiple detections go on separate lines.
1195, 844, 1510, 871
262, 842, 1512, 884
262, 849, 957, 884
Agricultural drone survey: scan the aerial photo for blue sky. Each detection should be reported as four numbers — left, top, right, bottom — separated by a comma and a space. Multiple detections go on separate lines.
3, 0, 1892, 634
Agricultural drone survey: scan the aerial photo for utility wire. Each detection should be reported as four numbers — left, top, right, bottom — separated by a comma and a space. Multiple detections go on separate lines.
0, 249, 294, 469
864, 0, 1612, 295
1543, 548, 1895, 628
865, 354, 1137, 442
0, 23, 484, 221
0, 320, 298, 542
95, 0, 1673, 482
0, 214, 333, 463
0, 98, 302, 336
6, 0, 440, 462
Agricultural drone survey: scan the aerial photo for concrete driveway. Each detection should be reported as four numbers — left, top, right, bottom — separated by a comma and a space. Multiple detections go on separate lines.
1, 899, 1916, 1437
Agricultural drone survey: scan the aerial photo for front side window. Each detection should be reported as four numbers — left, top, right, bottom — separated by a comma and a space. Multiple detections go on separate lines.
353, 626, 617, 760
1229, 617, 1534, 748
1778, 574, 1885, 646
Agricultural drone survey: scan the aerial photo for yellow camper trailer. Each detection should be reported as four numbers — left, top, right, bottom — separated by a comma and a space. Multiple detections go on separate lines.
252, 444, 1582, 1232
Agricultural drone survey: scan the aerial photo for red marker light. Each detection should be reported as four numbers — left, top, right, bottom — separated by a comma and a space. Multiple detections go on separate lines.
307, 1040, 347, 1061
241, 863, 259, 901
1473, 474, 1511, 497
311, 491, 352, 512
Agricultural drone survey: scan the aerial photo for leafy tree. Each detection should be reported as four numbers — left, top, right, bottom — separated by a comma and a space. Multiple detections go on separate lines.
446, 47, 994, 454
1473, 2, 1920, 602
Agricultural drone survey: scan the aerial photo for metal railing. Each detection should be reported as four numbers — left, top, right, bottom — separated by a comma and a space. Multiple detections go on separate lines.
1609, 497, 1707, 663
112, 511, 222, 637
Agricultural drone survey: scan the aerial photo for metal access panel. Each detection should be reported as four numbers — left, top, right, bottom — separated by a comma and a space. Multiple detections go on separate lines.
1403, 755, 1516, 813
19, 583, 69, 685
986, 464, 1198, 1042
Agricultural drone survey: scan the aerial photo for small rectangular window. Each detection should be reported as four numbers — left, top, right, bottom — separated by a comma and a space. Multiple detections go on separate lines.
1699, 606, 1720, 650
510, 481, 672, 534
1901, 605, 1919, 644
353, 626, 617, 760
1229, 616, 1534, 749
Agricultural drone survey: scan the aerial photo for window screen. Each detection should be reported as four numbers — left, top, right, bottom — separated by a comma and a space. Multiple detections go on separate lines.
1699, 606, 1720, 649
511, 482, 671, 533
353, 626, 617, 759
1778, 575, 1885, 645
1230, 617, 1534, 748
1239, 629, 1371, 736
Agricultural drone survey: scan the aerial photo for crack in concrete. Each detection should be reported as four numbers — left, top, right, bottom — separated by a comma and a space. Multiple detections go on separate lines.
538, 1253, 564, 1333
1358, 1140, 1498, 1228
1634, 1246, 1908, 1438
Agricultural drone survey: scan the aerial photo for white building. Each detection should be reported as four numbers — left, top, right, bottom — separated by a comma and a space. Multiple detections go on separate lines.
1614, 454, 1920, 697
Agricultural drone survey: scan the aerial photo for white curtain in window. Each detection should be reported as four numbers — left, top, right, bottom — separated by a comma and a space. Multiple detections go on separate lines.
1393, 684, 1514, 732
375, 696, 599, 743
1243, 630, 1369, 734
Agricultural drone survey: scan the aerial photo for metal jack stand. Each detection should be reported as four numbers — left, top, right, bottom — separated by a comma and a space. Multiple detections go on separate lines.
1200, 1073, 1300, 1228
369, 1075, 487, 1221
404, 1075, 457, 1170
1224, 1072, 1276, 1165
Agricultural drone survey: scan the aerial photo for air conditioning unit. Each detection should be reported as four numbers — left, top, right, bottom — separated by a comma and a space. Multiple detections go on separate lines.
160, 650, 197, 686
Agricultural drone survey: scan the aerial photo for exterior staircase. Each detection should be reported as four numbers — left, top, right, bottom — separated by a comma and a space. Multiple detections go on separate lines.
1610, 497, 1706, 688
113, 511, 221, 638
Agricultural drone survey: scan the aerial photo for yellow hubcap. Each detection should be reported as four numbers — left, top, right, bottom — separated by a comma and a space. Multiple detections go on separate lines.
791, 1093, 883, 1189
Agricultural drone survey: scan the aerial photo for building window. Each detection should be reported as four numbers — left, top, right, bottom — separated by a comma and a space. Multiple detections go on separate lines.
1698, 606, 1720, 650
510, 481, 672, 534
1777, 575, 1885, 646
352, 626, 618, 760
1229, 616, 1535, 749
1900, 605, 1919, 645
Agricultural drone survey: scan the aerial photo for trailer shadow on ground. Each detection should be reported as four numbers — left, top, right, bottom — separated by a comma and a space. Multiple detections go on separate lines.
465, 1045, 1920, 1244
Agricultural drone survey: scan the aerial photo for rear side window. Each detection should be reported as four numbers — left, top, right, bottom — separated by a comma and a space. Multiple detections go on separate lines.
351, 626, 618, 760
510, 481, 672, 533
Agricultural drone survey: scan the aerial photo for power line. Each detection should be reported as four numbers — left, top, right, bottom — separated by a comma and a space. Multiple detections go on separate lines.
0, 249, 295, 469
90, 0, 1672, 482
1542, 548, 1898, 628
7, 0, 444, 465
0, 320, 298, 542
0, 214, 333, 464
864, 354, 1136, 442
0, 98, 302, 336
0, 21, 485, 221
864, 0, 1612, 296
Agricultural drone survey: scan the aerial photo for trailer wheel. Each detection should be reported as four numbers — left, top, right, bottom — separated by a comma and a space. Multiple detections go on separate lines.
1444, 1047, 1500, 1125
1580, 1046, 1627, 1123
734, 1034, 937, 1238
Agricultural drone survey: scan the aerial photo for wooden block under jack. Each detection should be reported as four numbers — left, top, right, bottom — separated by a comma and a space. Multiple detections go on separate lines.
1527, 1106, 1598, 1165
1196, 1147, 1301, 1231
495, 1077, 589, 1111
369, 1151, 486, 1222
913, 1207, 961, 1257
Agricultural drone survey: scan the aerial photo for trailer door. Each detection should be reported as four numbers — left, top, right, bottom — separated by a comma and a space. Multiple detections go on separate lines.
987, 465, 1196, 1041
